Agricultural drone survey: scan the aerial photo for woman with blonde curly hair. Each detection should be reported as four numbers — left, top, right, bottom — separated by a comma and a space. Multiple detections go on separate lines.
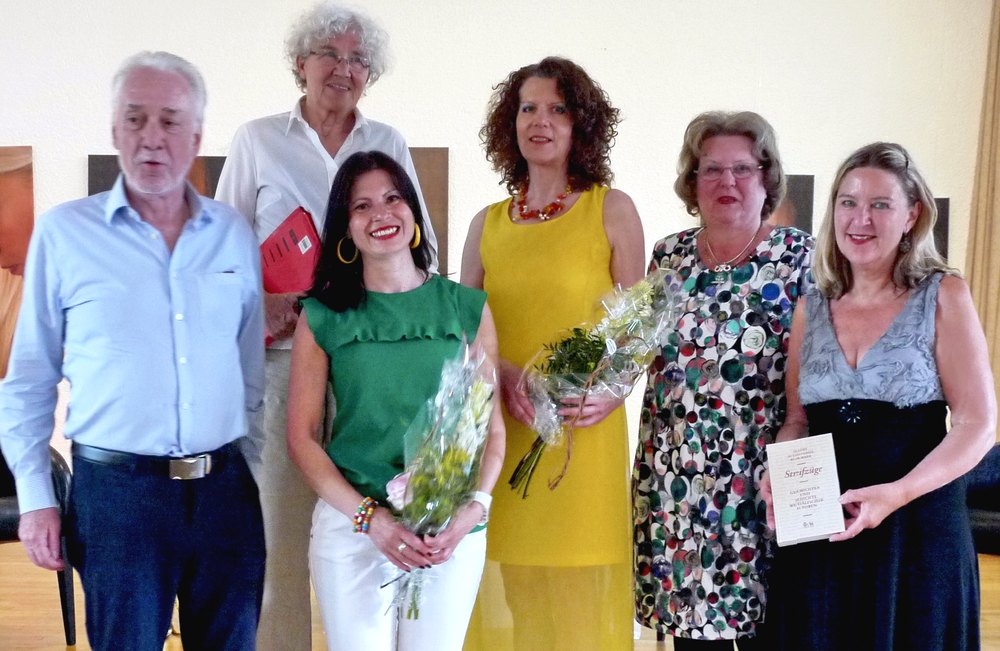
462, 56, 644, 651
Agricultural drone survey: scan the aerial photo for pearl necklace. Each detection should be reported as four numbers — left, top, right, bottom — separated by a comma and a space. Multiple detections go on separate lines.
513, 182, 572, 221
702, 224, 764, 273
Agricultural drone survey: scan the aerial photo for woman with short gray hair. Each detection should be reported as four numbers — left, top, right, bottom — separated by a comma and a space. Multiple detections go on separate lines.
215, 3, 438, 649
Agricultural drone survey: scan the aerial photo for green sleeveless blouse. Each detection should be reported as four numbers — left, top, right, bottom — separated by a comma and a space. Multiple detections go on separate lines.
301, 275, 486, 502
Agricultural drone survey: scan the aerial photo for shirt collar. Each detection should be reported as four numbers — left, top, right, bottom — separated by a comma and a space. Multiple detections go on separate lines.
105, 174, 210, 227
286, 97, 369, 140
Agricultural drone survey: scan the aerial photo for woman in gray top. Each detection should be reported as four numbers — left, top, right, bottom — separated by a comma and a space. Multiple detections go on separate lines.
761, 142, 996, 650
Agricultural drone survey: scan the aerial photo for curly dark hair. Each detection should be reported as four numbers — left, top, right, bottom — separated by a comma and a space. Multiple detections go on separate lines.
480, 56, 620, 194
309, 151, 432, 312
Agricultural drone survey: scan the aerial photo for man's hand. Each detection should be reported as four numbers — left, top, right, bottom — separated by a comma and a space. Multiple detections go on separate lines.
19, 507, 64, 570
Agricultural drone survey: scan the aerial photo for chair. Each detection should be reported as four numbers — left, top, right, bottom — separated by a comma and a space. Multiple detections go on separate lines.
968, 444, 1000, 556
0, 446, 76, 645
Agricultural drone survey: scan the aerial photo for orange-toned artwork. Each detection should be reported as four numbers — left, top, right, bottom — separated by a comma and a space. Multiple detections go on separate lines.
0, 146, 34, 377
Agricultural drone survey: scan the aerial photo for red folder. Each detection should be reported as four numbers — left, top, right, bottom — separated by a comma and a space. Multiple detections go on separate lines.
260, 207, 321, 346
260, 207, 321, 294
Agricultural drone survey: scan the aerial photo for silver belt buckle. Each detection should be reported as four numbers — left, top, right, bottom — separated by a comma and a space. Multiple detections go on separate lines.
169, 454, 212, 480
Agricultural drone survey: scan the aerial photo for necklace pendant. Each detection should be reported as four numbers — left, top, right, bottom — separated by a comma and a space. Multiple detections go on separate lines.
713, 263, 732, 273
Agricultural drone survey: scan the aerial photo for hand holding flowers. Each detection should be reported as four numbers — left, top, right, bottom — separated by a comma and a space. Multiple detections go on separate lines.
384, 343, 496, 618
509, 269, 682, 498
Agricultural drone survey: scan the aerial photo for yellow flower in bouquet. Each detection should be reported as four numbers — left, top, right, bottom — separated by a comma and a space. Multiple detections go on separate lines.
385, 346, 495, 618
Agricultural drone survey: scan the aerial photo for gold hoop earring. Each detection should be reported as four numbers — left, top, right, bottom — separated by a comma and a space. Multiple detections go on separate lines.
337, 237, 358, 264
410, 224, 421, 250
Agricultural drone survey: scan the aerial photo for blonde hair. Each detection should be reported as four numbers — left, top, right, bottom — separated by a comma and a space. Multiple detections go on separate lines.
813, 142, 955, 298
674, 111, 786, 219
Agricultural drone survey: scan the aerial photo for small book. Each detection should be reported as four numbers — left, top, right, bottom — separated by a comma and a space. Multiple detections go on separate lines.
260, 207, 321, 294
260, 207, 321, 346
768, 433, 846, 546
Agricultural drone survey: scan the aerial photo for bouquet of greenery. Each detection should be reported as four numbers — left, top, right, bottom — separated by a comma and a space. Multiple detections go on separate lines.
509, 268, 682, 498
384, 343, 495, 618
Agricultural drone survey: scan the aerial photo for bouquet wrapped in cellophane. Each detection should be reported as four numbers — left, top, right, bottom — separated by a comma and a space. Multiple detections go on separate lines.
509, 268, 682, 498
384, 343, 495, 618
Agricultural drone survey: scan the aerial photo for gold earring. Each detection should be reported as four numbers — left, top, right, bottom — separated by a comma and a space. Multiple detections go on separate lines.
410, 224, 421, 250
337, 237, 358, 264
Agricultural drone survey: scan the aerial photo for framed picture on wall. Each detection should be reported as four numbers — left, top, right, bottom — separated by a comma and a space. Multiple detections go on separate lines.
769, 174, 814, 233
934, 197, 949, 260
0, 145, 34, 377
88, 154, 226, 198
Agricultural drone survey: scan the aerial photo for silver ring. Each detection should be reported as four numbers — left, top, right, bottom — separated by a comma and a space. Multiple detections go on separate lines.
397, 542, 407, 552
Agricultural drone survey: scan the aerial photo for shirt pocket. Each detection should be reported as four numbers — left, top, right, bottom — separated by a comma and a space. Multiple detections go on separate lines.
195, 271, 245, 341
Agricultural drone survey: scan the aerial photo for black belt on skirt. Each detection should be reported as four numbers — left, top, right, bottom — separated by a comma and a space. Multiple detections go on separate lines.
71, 440, 243, 480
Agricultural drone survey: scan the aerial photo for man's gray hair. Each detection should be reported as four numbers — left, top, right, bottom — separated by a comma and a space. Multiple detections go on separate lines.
111, 51, 207, 128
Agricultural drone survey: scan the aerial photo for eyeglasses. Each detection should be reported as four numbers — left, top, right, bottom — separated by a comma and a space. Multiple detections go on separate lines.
309, 49, 370, 72
696, 163, 764, 181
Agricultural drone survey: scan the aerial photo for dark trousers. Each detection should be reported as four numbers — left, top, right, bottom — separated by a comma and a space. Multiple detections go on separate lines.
672, 636, 764, 651
66, 446, 265, 651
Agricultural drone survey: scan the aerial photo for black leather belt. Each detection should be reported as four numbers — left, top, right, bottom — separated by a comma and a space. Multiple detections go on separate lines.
72, 440, 242, 480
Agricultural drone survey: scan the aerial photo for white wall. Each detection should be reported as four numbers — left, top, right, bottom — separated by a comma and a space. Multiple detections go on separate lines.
3, 0, 991, 458
0, 0, 991, 272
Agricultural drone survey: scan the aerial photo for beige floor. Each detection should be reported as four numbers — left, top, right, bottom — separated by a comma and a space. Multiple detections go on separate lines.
1, 543, 998, 649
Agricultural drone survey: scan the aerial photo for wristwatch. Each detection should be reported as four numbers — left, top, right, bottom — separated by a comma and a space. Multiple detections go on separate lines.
472, 491, 492, 526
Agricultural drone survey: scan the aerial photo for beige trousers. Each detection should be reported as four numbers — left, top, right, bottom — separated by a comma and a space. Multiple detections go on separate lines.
250, 349, 319, 651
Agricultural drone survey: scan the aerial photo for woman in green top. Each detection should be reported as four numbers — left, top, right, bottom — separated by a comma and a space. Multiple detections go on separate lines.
287, 151, 505, 651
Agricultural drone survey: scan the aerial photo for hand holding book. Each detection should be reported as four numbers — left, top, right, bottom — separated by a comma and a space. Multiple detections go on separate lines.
765, 433, 846, 546
259, 207, 321, 345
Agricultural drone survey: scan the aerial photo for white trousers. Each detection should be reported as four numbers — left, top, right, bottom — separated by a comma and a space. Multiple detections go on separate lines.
310, 499, 487, 651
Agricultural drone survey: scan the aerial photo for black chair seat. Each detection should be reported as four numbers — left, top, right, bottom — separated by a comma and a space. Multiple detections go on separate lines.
968, 444, 1000, 556
0, 446, 76, 645
0, 496, 19, 539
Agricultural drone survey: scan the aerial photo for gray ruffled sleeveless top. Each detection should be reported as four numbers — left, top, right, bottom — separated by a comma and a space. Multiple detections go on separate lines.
798, 272, 945, 408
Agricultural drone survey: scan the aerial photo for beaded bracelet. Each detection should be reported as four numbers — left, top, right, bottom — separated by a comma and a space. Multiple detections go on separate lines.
352, 496, 377, 534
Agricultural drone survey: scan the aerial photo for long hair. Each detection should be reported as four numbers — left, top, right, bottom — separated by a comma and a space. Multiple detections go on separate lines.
309, 151, 431, 311
813, 142, 954, 298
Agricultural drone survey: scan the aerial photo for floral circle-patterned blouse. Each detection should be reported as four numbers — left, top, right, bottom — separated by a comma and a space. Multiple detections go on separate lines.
633, 226, 813, 640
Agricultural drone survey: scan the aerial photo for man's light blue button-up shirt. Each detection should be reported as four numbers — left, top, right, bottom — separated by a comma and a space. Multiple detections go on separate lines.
0, 175, 265, 513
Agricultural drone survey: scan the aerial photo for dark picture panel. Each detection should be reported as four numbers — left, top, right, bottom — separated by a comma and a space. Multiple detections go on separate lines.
89, 148, 450, 273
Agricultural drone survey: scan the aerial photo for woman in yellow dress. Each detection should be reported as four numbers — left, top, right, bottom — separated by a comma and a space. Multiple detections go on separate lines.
461, 56, 645, 651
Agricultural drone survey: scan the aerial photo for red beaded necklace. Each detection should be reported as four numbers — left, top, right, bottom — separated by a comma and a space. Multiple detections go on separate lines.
513, 182, 573, 221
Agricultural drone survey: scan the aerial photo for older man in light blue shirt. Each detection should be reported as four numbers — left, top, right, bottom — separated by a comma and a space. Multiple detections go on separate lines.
0, 51, 266, 650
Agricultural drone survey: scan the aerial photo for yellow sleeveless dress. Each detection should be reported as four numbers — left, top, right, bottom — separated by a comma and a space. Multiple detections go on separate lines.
464, 185, 632, 651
